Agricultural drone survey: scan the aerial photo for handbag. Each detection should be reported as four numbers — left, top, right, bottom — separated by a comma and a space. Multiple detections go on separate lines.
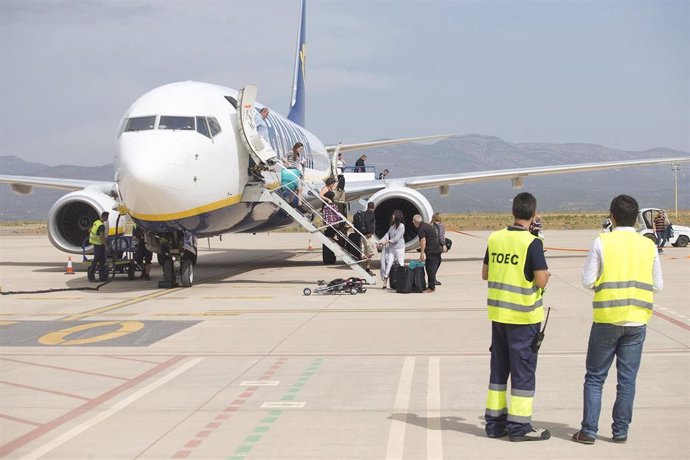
445, 238, 453, 251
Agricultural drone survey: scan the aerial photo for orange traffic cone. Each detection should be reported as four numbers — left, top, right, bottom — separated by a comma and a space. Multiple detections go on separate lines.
64, 256, 75, 275
307, 239, 314, 251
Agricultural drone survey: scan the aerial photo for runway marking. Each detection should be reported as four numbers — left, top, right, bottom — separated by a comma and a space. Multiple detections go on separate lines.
0, 413, 42, 427
654, 310, 690, 331
230, 358, 323, 460
386, 356, 415, 460
0, 357, 128, 381
59, 289, 181, 321
427, 357, 443, 460
172, 357, 289, 459
38, 321, 145, 346
240, 381, 280, 386
0, 380, 90, 401
18, 357, 203, 460
0, 355, 187, 458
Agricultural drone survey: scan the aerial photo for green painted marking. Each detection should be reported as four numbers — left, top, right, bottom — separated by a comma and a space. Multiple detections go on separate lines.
235, 445, 253, 454
229, 359, 324, 457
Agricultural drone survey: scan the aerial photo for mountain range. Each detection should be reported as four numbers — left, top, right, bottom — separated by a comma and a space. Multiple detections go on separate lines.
1, 134, 688, 221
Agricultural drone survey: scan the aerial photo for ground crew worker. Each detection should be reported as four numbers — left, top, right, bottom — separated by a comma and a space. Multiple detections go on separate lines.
482, 192, 551, 441
89, 211, 109, 281
571, 195, 663, 444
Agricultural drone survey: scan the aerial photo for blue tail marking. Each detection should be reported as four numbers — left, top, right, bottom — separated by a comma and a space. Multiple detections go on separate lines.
288, 0, 306, 127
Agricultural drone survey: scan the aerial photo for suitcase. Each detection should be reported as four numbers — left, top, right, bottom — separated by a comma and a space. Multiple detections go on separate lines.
395, 266, 415, 294
388, 262, 401, 290
411, 266, 426, 292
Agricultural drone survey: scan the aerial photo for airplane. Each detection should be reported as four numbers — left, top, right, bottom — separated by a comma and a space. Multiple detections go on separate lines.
2, 0, 688, 288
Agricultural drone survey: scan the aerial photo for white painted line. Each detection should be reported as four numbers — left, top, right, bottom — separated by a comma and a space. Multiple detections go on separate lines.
386, 356, 415, 460
20, 357, 204, 460
261, 402, 305, 409
427, 357, 443, 460
240, 381, 280, 386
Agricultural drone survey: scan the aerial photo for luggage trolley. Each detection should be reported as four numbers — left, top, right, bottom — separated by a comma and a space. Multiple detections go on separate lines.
83, 214, 141, 282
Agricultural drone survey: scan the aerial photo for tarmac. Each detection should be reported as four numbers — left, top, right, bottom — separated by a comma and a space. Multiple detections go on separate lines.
0, 230, 688, 459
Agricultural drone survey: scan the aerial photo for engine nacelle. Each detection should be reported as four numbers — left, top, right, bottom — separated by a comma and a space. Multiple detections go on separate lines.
47, 186, 119, 254
367, 186, 434, 250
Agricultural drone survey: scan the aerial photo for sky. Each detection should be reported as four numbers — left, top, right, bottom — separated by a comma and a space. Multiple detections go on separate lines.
0, 0, 688, 166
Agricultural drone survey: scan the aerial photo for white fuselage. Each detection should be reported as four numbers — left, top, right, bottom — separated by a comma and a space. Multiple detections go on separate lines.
115, 81, 329, 236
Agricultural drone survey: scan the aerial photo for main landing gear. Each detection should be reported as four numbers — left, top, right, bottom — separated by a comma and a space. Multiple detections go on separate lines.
156, 230, 197, 289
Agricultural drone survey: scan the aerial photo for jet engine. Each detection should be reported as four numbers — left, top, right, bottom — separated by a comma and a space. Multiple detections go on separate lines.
47, 186, 118, 254
367, 186, 434, 250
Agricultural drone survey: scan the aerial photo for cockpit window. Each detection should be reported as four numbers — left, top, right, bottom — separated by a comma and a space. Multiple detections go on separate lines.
207, 117, 221, 137
196, 116, 211, 139
159, 116, 195, 130
124, 116, 156, 132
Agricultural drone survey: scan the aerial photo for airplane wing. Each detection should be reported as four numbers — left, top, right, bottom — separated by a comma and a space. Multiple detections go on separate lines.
325, 134, 452, 154
0, 175, 115, 195
342, 157, 690, 201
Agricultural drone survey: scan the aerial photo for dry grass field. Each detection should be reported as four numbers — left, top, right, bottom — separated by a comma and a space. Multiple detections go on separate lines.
2, 210, 688, 236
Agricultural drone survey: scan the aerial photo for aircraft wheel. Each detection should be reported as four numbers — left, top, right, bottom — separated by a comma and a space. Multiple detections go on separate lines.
128, 263, 136, 280
322, 244, 336, 265
87, 265, 95, 282
180, 256, 194, 287
163, 258, 174, 283
303, 288, 312, 296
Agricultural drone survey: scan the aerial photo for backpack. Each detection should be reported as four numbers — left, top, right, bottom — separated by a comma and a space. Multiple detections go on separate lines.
352, 210, 365, 233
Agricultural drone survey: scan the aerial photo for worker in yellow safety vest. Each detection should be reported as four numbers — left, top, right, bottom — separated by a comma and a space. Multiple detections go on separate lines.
482, 192, 551, 442
89, 211, 109, 280
572, 195, 662, 445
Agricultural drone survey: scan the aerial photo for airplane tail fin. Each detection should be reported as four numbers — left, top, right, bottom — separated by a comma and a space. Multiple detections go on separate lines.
288, 0, 306, 127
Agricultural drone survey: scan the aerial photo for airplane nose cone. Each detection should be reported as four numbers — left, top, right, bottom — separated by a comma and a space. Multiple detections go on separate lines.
117, 133, 191, 216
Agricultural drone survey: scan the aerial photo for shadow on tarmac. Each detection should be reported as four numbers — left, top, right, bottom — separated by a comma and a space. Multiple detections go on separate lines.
388, 413, 579, 441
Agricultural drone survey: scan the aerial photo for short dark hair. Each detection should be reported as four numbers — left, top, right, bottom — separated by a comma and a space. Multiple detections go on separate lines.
610, 194, 638, 227
367, 202, 375, 210
512, 192, 536, 220
101, 212, 109, 219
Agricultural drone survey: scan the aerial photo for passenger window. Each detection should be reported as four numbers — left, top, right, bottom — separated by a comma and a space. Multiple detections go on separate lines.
208, 117, 221, 137
159, 116, 195, 130
124, 116, 156, 132
196, 116, 211, 139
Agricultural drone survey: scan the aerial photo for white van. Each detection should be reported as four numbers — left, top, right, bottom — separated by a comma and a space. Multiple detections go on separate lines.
637, 208, 689, 248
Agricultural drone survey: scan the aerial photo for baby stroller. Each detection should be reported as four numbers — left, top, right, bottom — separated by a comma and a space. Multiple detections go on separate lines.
303, 277, 367, 296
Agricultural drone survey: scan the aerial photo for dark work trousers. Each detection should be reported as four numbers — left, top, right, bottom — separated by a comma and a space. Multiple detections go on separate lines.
486, 321, 540, 437
91, 244, 106, 270
424, 252, 442, 290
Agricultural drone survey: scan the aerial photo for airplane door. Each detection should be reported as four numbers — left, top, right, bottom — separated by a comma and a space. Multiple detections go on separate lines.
236, 85, 278, 166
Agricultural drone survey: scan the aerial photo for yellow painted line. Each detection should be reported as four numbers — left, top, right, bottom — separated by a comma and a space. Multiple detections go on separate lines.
0, 321, 18, 326
60, 288, 182, 321
15, 297, 86, 301
129, 195, 241, 221
153, 312, 240, 317
200, 296, 275, 300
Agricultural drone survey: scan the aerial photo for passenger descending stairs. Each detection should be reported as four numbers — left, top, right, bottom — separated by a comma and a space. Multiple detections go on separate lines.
235, 85, 376, 285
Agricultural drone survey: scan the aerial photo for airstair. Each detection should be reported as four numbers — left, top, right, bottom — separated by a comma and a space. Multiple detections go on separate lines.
236, 85, 376, 285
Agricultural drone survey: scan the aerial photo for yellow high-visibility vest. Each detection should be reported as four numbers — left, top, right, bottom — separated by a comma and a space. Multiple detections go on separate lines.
593, 232, 656, 324
89, 219, 104, 246
486, 228, 544, 325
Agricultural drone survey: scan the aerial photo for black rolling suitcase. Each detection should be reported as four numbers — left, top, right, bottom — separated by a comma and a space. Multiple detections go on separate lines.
411, 266, 426, 292
395, 266, 415, 294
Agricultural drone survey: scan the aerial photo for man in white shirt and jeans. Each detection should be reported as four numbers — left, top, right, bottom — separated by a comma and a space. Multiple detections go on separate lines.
573, 194, 663, 445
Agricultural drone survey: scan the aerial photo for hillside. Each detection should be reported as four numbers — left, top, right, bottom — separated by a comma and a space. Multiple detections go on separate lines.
1, 134, 688, 220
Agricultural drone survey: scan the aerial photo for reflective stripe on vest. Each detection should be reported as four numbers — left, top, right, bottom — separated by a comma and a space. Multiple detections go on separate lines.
487, 228, 544, 325
593, 232, 656, 324
89, 219, 104, 245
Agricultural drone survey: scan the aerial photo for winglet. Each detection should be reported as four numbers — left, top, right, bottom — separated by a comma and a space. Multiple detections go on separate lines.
287, 0, 307, 127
